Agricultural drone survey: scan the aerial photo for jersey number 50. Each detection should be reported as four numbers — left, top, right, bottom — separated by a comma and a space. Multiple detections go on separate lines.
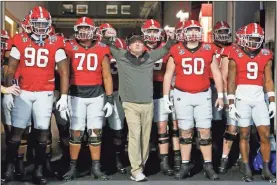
182, 58, 204, 75
75, 53, 98, 71
25, 48, 49, 67
247, 62, 258, 79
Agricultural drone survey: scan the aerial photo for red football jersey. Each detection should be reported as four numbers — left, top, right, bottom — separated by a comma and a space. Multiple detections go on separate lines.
170, 42, 217, 93
145, 42, 169, 82
229, 47, 273, 86
66, 40, 110, 86
221, 43, 238, 59
12, 33, 65, 91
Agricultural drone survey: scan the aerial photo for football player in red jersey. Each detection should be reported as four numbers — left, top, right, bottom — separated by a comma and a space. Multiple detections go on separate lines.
98, 23, 127, 174
163, 20, 224, 180
2, 6, 69, 185
215, 25, 246, 173
62, 17, 113, 181
1, 18, 35, 181
228, 23, 276, 183
142, 19, 180, 175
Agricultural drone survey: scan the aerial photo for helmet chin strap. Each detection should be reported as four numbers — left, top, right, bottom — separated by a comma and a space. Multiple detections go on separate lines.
31, 34, 46, 46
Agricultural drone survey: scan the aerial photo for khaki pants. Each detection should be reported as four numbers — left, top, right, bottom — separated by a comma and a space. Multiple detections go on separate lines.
122, 101, 153, 176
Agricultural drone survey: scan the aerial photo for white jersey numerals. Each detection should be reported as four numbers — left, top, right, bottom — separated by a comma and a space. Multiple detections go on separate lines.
153, 59, 163, 70
75, 53, 98, 71
110, 58, 118, 74
24, 48, 49, 67
182, 58, 204, 75
247, 62, 258, 79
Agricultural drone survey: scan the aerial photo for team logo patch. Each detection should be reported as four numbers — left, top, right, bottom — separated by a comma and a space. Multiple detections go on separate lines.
73, 45, 79, 50
22, 37, 28, 43
238, 53, 243, 58
203, 44, 211, 50
49, 35, 57, 43
261, 49, 270, 55
179, 49, 185, 55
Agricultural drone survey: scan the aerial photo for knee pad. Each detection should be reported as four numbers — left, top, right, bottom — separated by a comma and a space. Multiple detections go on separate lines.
179, 137, 193, 144
171, 129, 179, 138
88, 136, 102, 146
20, 139, 28, 146
197, 131, 212, 146
223, 132, 237, 141
158, 133, 169, 144
70, 135, 83, 144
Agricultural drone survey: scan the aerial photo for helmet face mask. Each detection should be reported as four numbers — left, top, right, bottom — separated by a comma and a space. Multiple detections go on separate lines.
1, 38, 8, 50
175, 28, 184, 42
31, 19, 51, 35
244, 35, 264, 50
214, 28, 231, 42
75, 25, 96, 40
184, 27, 203, 42
142, 28, 162, 42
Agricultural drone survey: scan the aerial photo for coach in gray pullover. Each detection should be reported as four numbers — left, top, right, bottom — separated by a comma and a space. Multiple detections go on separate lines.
103, 34, 175, 181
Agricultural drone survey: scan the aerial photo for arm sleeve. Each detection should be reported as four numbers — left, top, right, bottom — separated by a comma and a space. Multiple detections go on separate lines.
55, 49, 67, 63
148, 39, 176, 62
10, 47, 21, 60
101, 38, 126, 61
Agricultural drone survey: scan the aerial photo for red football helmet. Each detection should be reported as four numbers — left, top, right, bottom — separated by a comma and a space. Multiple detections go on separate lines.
241, 23, 264, 50
213, 21, 231, 42
21, 14, 31, 34
175, 21, 186, 41
1, 30, 10, 50
114, 38, 127, 49
183, 20, 203, 42
48, 26, 55, 35
235, 26, 245, 46
74, 17, 97, 40
29, 6, 52, 36
141, 19, 162, 42
97, 23, 117, 41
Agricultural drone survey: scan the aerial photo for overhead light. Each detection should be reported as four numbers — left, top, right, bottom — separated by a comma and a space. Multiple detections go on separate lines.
5, 15, 14, 25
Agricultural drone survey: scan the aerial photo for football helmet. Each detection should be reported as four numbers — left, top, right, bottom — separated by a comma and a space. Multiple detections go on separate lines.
235, 26, 245, 46
175, 21, 186, 42
213, 21, 231, 42
48, 26, 55, 35
1, 30, 10, 50
74, 17, 97, 40
114, 38, 127, 49
97, 23, 117, 41
141, 19, 162, 42
29, 6, 52, 36
241, 23, 264, 50
183, 20, 203, 42
21, 14, 31, 34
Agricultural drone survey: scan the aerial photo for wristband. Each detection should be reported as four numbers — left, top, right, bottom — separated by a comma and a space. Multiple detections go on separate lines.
163, 95, 169, 100
107, 94, 114, 105
267, 92, 275, 97
218, 93, 224, 99
1, 87, 7, 94
227, 94, 235, 100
